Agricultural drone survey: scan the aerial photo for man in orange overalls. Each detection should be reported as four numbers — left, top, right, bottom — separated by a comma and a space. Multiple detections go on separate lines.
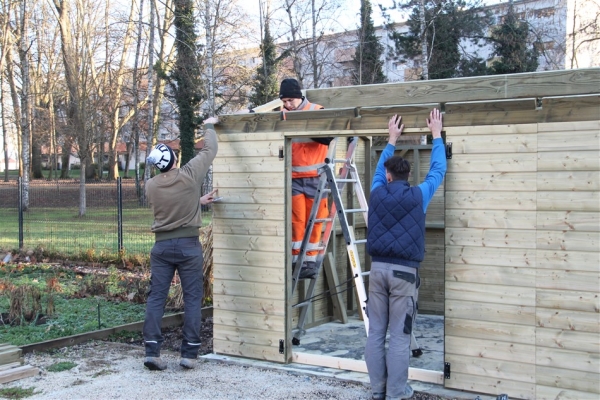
279, 78, 333, 279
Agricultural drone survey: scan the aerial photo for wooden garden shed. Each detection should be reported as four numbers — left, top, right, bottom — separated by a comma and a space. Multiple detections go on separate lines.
211, 68, 600, 400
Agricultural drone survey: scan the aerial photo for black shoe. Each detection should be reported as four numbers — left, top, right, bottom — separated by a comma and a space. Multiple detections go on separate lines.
299, 267, 317, 279
412, 348, 423, 358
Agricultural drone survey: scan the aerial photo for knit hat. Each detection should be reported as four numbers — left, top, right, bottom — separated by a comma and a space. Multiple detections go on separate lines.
279, 78, 303, 99
147, 143, 175, 172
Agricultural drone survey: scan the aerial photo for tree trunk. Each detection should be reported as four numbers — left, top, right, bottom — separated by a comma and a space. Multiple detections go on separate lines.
18, 0, 31, 210
419, 0, 429, 80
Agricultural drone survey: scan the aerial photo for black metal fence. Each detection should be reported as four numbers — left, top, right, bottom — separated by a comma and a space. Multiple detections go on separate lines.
0, 177, 212, 261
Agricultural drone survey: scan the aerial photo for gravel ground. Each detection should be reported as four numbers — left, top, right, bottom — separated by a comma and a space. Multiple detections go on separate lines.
3, 318, 464, 400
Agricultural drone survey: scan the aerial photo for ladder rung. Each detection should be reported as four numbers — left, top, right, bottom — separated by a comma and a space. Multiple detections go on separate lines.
315, 218, 333, 223
361, 271, 370, 276
345, 208, 367, 213
354, 239, 367, 244
332, 158, 352, 163
292, 300, 311, 308
336, 178, 358, 183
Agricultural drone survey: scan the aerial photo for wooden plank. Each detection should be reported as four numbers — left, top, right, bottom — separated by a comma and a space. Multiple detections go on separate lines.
536, 249, 600, 272
445, 335, 535, 364
213, 266, 285, 285
213, 295, 285, 316
213, 324, 285, 347
445, 318, 536, 344
537, 171, 600, 191
213, 281, 285, 301
213, 338, 284, 362
446, 227, 537, 249
536, 307, 600, 333
446, 191, 536, 210
213, 204, 284, 220
536, 328, 600, 353
537, 230, 600, 252
305, 69, 600, 108
536, 289, 600, 313
0, 365, 39, 384
213, 249, 285, 269
445, 123, 538, 136
445, 371, 535, 400
446, 245, 535, 268
446, 134, 537, 154
536, 385, 600, 400
445, 172, 536, 191
213, 233, 285, 253
213, 172, 284, 189
216, 141, 283, 157
538, 120, 600, 133
537, 136, 600, 153
213, 309, 285, 331
446, 281, 535, 306
213, 219, 285, 236
0, 348, 21, 365
446, 98, 537, 114
537, 269, 600, 292
445, 353, 535, 383
536, 347, 600, 373
210, 189, 285, 205
447, 153, 537, 172
0, 362, 22, 372
446, 209, 537, 230
213, 157, 287, 173
537, 191, 600, 212
537, 211, 600, 232
538, 150, 600, 172
446, 299, 535, 325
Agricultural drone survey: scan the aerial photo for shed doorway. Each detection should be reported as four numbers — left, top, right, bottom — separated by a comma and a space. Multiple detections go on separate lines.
288, 134, 446, 385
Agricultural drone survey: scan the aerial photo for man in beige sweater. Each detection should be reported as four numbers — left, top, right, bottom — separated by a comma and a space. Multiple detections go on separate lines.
142, 117, 218, 371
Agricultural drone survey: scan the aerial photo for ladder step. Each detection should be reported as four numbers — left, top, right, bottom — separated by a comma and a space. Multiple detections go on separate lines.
354, 239, 367, 244
345, 208, 367, 213
292, 299, 311, 308
361, 271, 370, 276
336, 178, 358, 183
315, 218, 333, 223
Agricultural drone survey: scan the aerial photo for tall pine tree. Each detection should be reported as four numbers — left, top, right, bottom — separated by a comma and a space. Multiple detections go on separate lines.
172, 0, 203, 166
353, 0, 386, 85
250, 19, 280, 108
488, 2, 540, 74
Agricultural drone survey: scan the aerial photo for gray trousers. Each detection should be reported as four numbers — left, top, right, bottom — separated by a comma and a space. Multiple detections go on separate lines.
365, 262, 418, 400
143, 237, 204, 359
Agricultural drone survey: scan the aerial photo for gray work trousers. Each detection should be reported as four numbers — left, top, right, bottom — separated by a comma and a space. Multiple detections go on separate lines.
143, 237, 204, 359
365, 262, 418, 400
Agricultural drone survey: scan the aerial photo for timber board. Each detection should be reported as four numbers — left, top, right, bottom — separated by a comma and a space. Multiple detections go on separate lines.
536, 268, 599, 293
212, 158, 288, 173
445, 299, 535, 325
213, 172, 284, 188
537, 171, 600, 191
445, 172, 536, 192
213, 309, 285, 332
446, 227, 537, 248
536, 289, 600, 313
535, 328, 600, 353
446, 264, 536, 287
536, 307, 600, 333
446, 98, 537, 114
213, 338, 284, 362
445, 353, 535, 383
536, 249, 600, 271
213, 323, 285, 347
214, 280, 285, 301
445, 370, 535, 399
537, 191, 600, 212
213, 295, 285, 316
446, 209, 537, 229
212, 218, 285, 236
445, 318, 535, 344
536, 346, 600, 373
537, 150, 600, 171
212, 249, 285, 269
446, 246, 535, 268
536, 230, 600, 252
445, 335, 534, 364
213, 266, 285, 285
537, 132, 600, 152
213, 233, 285, 253
447, 153, 537, 172
536, 366, 600, 395
446, 134, 537, 154
210, 188, 285, 204
305, 69, 600, 108
536, 385, 600, 400
445, 281, 535, 306
537, 119, 600, 132
213, 204, 284, 220
446, 191, 537, 210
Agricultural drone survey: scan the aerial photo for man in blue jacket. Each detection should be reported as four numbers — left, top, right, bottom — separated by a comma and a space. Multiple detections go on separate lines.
365, 109, 446, 400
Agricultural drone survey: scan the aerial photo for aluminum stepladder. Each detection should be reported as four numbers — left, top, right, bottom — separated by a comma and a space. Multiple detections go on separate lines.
291, 137, 370, 344
290, 138, 424, 355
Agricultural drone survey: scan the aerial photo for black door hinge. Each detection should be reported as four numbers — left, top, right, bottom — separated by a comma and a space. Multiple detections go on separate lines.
279, 339, 284, 354
445, 142, 452, 159
444, 362, 451, 379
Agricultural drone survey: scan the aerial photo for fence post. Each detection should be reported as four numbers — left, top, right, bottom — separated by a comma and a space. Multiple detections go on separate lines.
117, 177, 123, 251
18, 176, 23, 250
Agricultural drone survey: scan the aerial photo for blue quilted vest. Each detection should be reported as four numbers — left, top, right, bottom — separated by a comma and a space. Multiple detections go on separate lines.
367, 180, 426, 268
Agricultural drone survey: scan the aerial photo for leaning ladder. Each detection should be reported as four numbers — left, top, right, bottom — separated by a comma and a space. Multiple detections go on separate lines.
291, 137, 370, 343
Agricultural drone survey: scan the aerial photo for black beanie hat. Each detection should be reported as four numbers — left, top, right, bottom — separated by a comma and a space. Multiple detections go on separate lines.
279, 78, 303, 99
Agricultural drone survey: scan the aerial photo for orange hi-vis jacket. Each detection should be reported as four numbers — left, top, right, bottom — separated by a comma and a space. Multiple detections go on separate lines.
285, 100, 327, 179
